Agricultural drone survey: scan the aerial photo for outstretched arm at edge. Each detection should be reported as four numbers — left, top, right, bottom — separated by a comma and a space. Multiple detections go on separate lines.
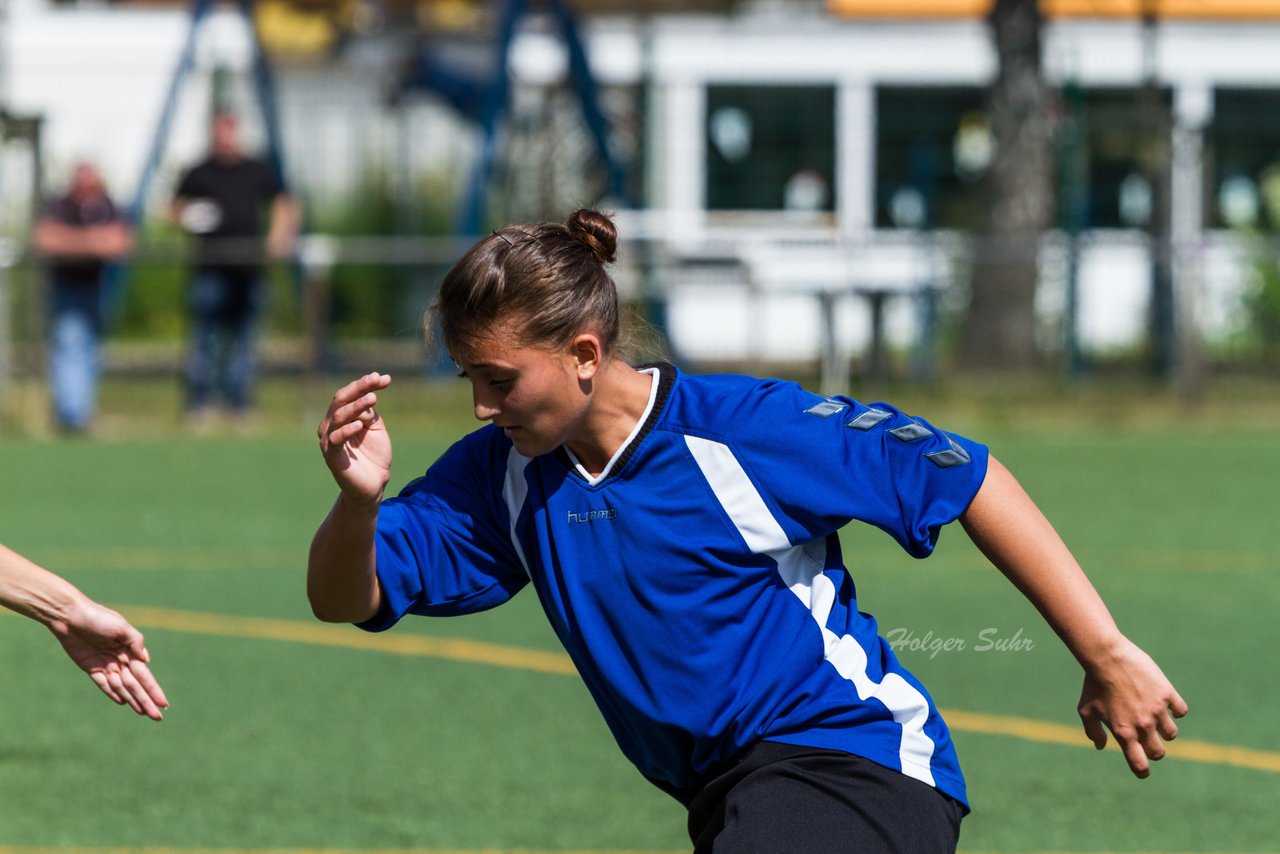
0, 543, 168, 720
959, 455, 1188, 778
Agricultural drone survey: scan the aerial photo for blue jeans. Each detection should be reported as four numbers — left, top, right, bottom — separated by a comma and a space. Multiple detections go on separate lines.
186, 269, 262, 412
48, 278, 104, 431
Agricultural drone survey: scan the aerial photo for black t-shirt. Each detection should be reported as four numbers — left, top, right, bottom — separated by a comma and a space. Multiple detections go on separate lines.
39, 193, 123, 285
174, 156, 285, 272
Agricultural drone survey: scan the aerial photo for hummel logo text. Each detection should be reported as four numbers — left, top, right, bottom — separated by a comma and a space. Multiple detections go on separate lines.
567, 507, 617, 524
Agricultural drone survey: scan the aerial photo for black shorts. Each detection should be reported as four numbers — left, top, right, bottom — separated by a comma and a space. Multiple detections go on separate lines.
687, 742, 966, 854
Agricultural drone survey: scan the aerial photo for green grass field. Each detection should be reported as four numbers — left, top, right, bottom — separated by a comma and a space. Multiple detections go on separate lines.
0, 376, 1277, 853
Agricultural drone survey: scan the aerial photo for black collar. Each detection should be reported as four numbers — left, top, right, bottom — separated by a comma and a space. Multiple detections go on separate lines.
557, 361, 676, 483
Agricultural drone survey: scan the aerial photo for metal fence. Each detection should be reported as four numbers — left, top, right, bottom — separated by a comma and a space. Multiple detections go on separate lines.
1, 227, 1274, 416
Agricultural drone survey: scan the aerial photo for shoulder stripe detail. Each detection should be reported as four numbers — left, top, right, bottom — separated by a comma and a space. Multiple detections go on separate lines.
502, 447, 533, 579
889, 421, 933, 443
846, 408, 891, 430
804, 399, 847, 418
925, 434, 972, 468
683, 434, 937, 786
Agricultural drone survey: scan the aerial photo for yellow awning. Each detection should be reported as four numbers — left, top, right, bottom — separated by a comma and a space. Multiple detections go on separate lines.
828, 0, 1280, 20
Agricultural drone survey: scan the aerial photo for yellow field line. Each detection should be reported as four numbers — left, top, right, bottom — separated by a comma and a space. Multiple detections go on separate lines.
111, 605, 1280, 775
21, 546, 301, 572
942, 709, 1280, 773
119, 605, 577, 676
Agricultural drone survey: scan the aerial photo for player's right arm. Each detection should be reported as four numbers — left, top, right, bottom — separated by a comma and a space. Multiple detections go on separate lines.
308, 372, 393, 623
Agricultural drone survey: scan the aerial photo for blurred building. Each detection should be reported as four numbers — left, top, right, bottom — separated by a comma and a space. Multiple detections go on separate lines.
2, 0, 1279, 367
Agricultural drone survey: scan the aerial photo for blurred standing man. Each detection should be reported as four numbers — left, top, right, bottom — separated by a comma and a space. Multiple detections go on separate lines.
32, 162, 133, 434
171, 111, 300, 428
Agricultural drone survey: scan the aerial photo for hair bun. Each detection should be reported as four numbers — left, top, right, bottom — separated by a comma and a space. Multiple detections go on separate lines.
566, 208, 617, 264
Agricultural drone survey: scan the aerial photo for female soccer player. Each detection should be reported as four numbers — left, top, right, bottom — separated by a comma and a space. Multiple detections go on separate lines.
308, 209, 1186, 852
1, 542, 168, 720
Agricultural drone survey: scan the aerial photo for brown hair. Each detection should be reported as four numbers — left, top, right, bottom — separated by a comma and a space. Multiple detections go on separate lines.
429, 209, 620, 360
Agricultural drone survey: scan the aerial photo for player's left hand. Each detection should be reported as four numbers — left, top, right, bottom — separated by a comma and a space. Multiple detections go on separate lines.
1077, 636, 1187, 778
48, 599, 169, 721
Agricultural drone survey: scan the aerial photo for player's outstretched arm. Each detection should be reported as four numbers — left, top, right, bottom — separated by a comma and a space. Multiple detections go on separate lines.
0, 544, 168, 720
959, 456, 1188, 779
308, 372, 393, 624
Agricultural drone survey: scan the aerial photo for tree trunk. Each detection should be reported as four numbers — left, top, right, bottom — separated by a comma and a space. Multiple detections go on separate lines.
958, 0, 1054, 372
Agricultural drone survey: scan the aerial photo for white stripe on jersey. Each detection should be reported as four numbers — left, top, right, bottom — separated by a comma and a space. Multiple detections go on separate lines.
683, 434, 937, 786
502, 447, 533, 578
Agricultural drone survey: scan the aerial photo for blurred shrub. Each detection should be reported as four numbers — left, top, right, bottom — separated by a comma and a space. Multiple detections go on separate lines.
111, 227, 186, 340
1242, 245, 1280, 359
310, 168, 456, 338
1240, 163, 1280, 361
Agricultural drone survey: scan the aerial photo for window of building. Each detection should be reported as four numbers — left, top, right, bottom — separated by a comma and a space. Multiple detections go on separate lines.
705, 85, 836, 213
1062, 86, 1173, 231
876, 85, 1176, 232
874, 86, 987, 230
1208, 88, 1280, 231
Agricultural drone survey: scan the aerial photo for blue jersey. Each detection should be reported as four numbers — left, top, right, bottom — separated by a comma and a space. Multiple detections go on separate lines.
362, 364, 989, 808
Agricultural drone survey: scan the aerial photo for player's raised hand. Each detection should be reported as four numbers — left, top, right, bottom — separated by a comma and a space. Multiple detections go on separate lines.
318, 373, 393, 506
50, 598, 168, 721
1077, 636, 1188, 779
